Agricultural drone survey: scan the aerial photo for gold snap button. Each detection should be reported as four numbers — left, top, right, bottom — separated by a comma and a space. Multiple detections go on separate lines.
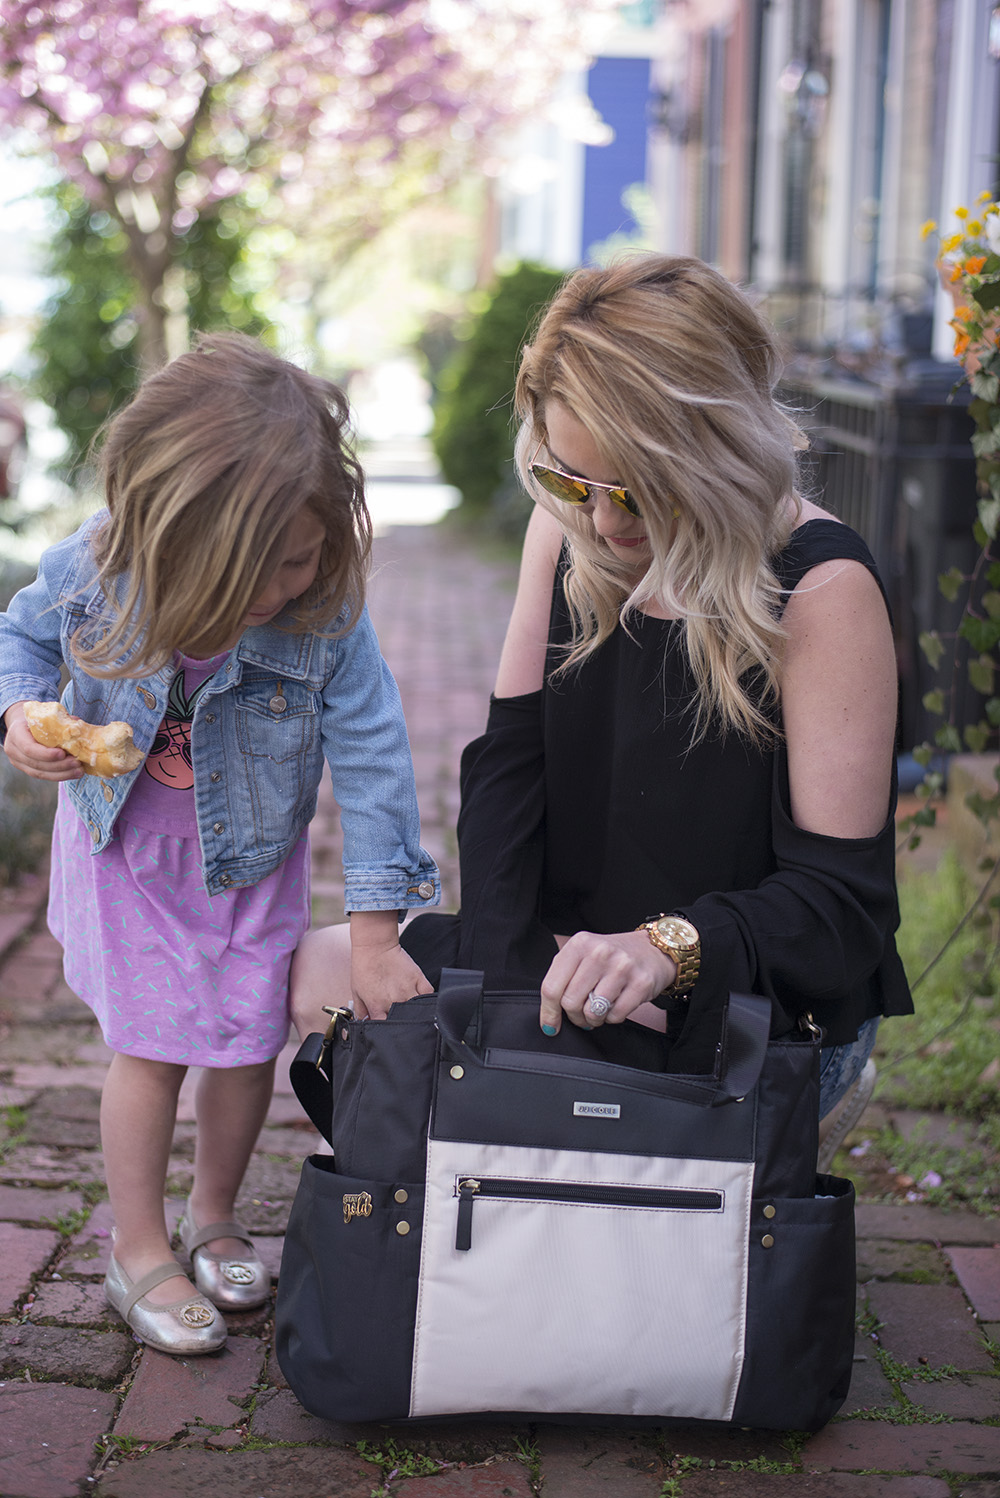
763, 1205, 776, 1220
394, 1189, 408, 1204
761, 1234, 774, 1249
102, 782, 113, 802
417, 881, 435, 899
450, 1065, 464, 1080
395, 1221, 410, 1236
270, 694, 287, 713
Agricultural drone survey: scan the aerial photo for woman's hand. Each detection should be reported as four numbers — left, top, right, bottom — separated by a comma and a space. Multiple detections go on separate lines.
349, 909, 433, 1021
538, 929, 674, 1034
2, 703, 84, 781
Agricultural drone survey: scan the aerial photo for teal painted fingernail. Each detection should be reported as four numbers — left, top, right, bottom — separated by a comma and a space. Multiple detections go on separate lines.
542, 1023, 558, 1036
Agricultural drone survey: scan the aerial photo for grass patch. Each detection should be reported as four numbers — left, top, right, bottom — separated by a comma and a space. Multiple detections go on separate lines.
887, 851, 1000, 1113
0, 1105, 29, 1165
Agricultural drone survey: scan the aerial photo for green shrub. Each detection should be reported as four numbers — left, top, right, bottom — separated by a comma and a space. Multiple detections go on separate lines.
431, 261, 565, 521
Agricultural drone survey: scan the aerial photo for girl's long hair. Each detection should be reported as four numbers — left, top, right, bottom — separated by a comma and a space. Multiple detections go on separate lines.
75, 330, 372, 677
515, 254, 804, 744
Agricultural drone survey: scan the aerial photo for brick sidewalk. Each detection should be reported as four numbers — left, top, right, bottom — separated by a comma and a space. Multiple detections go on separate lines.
1, 522, 999, 1498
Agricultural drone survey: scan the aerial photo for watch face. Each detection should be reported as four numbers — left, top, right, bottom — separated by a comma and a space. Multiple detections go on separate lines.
657, 916, 699, 951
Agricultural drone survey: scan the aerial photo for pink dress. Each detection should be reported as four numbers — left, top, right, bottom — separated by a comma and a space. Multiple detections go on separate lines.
48, 653, 309, 1067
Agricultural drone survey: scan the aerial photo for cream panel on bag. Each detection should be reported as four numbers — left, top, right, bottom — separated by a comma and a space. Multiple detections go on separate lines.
410, 1138, 754, 1419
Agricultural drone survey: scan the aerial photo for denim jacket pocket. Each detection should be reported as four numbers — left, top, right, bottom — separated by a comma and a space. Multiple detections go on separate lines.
233, 676, 320, 762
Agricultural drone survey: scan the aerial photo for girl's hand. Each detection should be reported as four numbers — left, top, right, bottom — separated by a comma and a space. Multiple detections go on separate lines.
539, 929, 674, 1035
349, 909, 433, 1021
2, 703, 84, 781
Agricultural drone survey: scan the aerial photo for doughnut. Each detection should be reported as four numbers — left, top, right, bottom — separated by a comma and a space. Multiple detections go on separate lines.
22, 700, 145, 778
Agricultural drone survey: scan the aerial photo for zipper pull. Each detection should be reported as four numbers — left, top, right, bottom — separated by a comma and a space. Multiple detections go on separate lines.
456, 1178, 480, 1252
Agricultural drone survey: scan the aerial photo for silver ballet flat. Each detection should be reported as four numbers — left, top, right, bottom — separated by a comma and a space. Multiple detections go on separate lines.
104, 1253, 227, 1355
178, 1200, 271, 1311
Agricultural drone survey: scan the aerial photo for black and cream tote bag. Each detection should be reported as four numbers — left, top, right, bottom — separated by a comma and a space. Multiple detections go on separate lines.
275, 969, 855, 1431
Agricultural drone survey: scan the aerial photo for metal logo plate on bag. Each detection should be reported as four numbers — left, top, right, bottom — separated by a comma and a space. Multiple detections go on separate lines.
343, 1192, 373, 1224
573, 1101, 621, 1118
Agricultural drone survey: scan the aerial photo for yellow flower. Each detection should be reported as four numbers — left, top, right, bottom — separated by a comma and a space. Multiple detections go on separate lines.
920, 219, 937, 240
941, 232, 964, 253
988, 203, 1000, 217
967, 220, 984, 236
978, 189, 994, 203
955, 206, 969, 220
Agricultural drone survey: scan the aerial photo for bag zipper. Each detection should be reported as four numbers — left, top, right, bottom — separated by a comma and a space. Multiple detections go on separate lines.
454, 1175, 724, 1252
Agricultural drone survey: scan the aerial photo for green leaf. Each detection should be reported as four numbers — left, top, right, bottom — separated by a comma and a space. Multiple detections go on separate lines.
973, 280, 1000, 312
988, 563, 1000, 589
985, 696, 1000, 726
922, 689, 946, 716
935, 724, 963, 753
983, 590, 1000, 619
972, 370, 1000, 403
975, 518, 990, 548
969, 656, 996, 695
979, 495, 1000, 539
918, 630, 946, 670
966, 788, 1000, 823
912, 742, 934, 767
959, 614, 1000, 652
912, 805, 939, 827
964, 722, 990, 753
984, 253, 1000, 275
938, 566, 965, 601
971, 430, 1000, 458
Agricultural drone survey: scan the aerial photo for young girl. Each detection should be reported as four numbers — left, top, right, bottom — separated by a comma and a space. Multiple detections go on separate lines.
0, 332, 437, 1355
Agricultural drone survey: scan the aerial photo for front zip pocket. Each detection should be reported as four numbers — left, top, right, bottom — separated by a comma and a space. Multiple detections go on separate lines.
454, 1175, 724, 1251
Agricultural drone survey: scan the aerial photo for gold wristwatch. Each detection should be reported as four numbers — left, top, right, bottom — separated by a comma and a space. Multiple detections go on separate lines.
637, 914, 701, 997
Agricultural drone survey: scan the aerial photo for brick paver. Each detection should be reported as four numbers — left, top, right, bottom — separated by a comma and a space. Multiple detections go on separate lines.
0, 500, 998, 1495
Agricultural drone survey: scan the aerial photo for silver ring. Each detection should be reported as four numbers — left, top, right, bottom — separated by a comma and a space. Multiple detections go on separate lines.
586, 991, 612, 1019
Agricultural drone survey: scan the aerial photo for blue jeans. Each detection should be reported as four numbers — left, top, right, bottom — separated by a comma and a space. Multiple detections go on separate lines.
818, 1017, 879, 1119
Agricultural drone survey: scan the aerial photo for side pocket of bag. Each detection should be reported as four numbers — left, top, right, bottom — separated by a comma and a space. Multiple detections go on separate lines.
274, 1156, 424, 1423
731, 1175, 856, 1432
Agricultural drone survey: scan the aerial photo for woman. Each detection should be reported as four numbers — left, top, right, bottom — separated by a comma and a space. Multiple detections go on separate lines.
291, 255, 912, 1161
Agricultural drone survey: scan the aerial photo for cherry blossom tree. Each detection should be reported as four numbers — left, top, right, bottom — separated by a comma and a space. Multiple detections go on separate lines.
0, 0, 614, 367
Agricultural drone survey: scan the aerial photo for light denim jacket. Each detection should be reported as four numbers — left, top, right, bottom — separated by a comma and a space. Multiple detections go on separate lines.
0, 515, 440, 910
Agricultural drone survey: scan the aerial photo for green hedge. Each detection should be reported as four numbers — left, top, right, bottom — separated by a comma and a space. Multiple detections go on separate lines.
431, 261, 565, 518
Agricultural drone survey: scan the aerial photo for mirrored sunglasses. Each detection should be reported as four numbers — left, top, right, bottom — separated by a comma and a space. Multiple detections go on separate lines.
529, 440, 641, 518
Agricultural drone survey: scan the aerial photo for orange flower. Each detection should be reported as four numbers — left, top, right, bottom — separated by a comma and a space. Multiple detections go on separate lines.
965, 255, 987, 274
954, 332, 970, 356
951, 262, 965, 282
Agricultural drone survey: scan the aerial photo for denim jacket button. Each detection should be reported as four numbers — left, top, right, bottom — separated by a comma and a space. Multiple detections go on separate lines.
210, 771, 221, 782
213, 821, 225, 834
417, 881, 435, 899
219, 874, 233, 887
270, 694, 287, 713
102, 782, 113, 802
205, 713, 216, 724
136, 687, 156, 710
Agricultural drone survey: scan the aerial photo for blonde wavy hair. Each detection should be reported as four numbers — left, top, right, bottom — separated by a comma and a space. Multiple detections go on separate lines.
74, 330, 372, 677
515, 254, 805, 744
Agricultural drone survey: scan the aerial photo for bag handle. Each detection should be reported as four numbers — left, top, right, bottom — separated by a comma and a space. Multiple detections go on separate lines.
436, 968, 772, 1108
